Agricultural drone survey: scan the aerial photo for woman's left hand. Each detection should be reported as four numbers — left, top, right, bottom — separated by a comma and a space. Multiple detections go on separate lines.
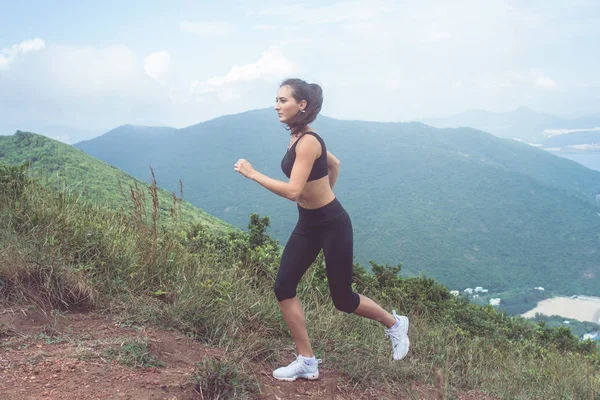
234, 158, 255, 179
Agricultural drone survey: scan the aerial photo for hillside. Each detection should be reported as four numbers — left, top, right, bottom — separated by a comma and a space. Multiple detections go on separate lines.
1, 162, 598, 399
75, 109, 600, 297
0, 131, 232, 233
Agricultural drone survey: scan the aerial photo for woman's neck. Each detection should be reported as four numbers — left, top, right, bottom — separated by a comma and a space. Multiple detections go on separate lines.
291, 125, 312, 138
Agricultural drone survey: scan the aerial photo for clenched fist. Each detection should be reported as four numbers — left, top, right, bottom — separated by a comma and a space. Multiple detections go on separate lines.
234, 159, 255, 179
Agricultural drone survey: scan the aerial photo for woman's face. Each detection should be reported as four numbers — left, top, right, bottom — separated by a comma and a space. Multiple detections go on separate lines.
275, 85, 305, 124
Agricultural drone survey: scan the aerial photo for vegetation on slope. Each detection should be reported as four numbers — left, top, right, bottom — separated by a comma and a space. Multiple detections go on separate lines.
0, 131, 232, 233
1, 162, 598, 399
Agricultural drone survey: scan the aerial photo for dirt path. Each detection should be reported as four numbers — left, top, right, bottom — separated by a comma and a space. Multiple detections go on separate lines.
0, 307, 491, 399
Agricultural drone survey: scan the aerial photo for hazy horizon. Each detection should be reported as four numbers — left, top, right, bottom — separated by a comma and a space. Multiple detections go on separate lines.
1, 0, 599, 142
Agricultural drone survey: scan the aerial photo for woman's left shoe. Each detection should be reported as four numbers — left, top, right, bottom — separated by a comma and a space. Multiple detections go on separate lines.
272, 355, 322, 381
385, 310, 410, 360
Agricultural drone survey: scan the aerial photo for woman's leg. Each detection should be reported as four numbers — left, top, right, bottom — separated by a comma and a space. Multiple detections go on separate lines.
278, 297, 313, 357
354, 295, 396, 328
274, 222, 321, 357
321, 212, 395, 327
322, 210, 410, 360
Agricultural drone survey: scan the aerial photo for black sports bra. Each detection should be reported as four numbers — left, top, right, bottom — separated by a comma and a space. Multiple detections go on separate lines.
281, 131, 328, 182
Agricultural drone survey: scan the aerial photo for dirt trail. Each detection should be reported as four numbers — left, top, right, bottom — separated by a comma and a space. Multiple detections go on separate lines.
0, 308, 491, 399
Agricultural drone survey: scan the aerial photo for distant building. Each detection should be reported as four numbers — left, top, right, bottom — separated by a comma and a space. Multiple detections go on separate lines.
450, 290, 460, 297
489, 298, 501, 306
475, 287, 484, 292
535, 287, 545, 291
464, 288, 474, 294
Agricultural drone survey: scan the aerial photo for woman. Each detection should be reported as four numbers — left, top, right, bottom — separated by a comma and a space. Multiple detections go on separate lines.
234, 78, 409, 382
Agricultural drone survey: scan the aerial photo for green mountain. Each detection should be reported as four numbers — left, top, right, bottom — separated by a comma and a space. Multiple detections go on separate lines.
74, 109, 600, 296
0, 131, 232, 233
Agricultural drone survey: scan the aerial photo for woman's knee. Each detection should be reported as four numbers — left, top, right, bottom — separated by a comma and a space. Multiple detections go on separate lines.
331, 291, 360, 313
274, 280, 297, 302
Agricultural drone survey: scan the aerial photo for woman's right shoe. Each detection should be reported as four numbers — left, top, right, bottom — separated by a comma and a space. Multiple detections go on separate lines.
272, 355, 321, 381
385, 310, 410, 360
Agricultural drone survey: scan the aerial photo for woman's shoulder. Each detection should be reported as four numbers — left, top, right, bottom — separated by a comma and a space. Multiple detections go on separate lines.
297, 132, 326, 156
302, 131, 325, 144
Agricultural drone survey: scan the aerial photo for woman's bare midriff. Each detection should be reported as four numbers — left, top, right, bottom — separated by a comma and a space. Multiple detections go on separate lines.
296, 176, 335, 209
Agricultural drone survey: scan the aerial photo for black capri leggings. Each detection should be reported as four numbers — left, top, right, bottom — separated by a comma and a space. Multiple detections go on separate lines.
274, 198, 360, 313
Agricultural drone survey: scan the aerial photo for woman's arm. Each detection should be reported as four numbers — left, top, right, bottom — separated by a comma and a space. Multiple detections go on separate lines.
235, 135, 320, 201
327, 151, 341, 189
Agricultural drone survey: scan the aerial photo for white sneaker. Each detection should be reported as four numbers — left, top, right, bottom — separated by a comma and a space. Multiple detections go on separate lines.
385, 310, 409, 360
272, 355, 321, 381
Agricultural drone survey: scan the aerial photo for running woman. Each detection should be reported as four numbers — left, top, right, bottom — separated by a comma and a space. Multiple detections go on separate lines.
234, 78, 409, 382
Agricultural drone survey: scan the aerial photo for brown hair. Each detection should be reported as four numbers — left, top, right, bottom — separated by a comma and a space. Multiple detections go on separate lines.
280, 78, 323, 135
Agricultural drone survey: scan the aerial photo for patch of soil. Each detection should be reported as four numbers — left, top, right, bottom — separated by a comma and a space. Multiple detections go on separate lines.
0, 307, 494, 399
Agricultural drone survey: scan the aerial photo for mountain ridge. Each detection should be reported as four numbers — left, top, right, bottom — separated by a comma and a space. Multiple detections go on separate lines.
73, 109, 600, 296
419, 107, 599, 143
0, 130, 233, 233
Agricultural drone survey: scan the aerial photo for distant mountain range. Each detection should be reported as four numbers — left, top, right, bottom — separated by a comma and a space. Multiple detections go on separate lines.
419, 107, 600, 144
72, 109, 600, 297
541, 129, 600, 151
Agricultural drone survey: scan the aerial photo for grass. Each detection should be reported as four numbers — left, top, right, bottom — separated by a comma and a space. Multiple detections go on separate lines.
193, 358, 259, 400
1, 162, 599, 399
101, 339, 164, 369
0, 324, 18, 339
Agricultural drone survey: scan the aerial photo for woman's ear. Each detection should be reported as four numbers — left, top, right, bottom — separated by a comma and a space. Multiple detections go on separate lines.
299, 99, 307, 112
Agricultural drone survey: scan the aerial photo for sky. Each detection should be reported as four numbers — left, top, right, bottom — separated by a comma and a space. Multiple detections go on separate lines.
1, 0, 599, 142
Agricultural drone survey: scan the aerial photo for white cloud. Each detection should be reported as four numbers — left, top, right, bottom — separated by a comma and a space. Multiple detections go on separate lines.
420, 30, 451, 43
507, 68, 557, 89
217, 88, 242, 103
544, 127, 600, 135
2, 1, 598, 132
144, 51, 170, 80
386, 78, 401, 90
566, 143, 600, 151
12, 38, 45, 54
0, 42, 175, 134
259, 0, 397, 24
274, 38, 313, 47
530, 69, 557, 89
253, 25, 276, 31
189, 46, 296, 99
180, 21, 232, 36
45, 44, 140, 96
0, 37, 45, 69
